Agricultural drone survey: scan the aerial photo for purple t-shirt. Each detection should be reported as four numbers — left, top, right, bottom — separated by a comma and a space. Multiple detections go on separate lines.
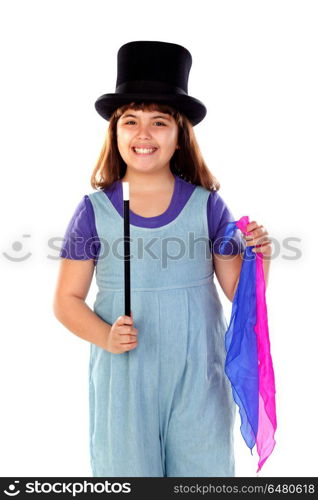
59, 174, 246, 263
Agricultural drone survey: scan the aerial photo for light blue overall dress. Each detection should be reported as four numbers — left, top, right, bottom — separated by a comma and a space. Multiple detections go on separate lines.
87, 184, 236, 477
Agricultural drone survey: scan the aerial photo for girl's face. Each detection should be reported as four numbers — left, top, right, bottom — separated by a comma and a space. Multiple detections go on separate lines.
116, 108, 179, 174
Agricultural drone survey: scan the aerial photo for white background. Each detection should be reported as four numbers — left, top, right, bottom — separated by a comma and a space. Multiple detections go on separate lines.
0, 0, 317, 478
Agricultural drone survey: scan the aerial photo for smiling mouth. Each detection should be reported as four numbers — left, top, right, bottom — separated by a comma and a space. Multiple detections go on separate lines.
131, 147, 158, 156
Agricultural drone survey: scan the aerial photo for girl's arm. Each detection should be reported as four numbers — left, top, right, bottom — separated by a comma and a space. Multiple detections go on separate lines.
213, 253, 244, 302
53, 258, 111, 350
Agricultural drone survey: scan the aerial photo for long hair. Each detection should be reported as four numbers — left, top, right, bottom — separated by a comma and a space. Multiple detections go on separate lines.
90, 101, 220, 192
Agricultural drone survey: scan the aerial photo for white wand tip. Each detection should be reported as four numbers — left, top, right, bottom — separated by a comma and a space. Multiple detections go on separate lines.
123, 182, 129, 200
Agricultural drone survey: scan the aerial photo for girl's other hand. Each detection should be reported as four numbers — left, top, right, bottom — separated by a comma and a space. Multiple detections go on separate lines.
244, 220, 273, 257
106, 312, 138, 354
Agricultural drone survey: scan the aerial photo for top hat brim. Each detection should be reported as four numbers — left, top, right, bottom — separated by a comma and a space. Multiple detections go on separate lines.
94, 93, 207, 126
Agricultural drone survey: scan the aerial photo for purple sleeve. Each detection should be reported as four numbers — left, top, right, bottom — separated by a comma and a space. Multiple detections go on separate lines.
207, 191, 246, 255
59, 195, 100, 262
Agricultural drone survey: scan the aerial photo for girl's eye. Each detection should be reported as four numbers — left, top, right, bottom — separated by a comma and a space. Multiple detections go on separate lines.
125, 120, 166, 126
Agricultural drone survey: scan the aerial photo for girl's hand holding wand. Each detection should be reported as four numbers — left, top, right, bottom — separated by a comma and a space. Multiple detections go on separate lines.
106, 312, 139, 354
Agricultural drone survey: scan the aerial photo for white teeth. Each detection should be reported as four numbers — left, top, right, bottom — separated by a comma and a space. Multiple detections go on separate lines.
133, 147, 157, 154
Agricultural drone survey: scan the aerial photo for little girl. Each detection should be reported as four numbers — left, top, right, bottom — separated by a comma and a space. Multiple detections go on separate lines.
53, 41, 272, 478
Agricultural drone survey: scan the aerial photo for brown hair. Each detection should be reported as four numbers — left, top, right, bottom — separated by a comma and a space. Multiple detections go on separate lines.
90, 101, 220, 192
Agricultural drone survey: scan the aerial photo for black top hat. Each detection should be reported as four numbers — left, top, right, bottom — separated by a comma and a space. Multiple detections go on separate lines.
94, 41, 207, 126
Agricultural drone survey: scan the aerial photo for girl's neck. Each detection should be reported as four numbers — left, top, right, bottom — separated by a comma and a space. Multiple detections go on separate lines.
120, 170, 176, 194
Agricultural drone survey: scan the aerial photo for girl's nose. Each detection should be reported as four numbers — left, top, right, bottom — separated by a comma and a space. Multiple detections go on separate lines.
136, 123, 152, 135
